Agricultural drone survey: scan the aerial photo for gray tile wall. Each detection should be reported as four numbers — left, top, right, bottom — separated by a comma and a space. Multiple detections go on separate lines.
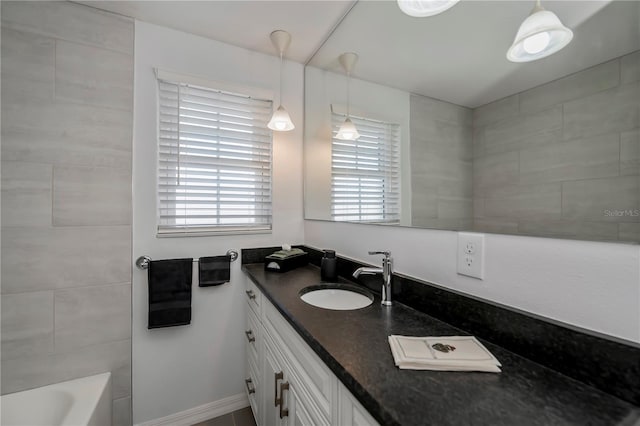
473, 52, 640, 241
410, 94, 473, 229
1, 2, 133, 424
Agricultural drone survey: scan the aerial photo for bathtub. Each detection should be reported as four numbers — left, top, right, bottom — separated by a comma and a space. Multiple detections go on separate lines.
1, 372, 112, 426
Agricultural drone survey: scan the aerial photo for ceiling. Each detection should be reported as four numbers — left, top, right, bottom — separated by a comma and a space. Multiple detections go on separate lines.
309, 0, 640, 108
75, 0, 355, 63
77, 0, 639, 108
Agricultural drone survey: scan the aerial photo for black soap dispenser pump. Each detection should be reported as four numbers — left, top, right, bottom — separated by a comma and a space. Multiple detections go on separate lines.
321, 250, 338, 282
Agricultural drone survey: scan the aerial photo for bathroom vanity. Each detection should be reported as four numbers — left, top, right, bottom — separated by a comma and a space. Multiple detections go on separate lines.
244, 269, 377, 426
241, 257, 640, 426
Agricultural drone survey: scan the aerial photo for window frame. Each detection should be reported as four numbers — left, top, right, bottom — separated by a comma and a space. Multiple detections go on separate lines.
155, 70, 274, 237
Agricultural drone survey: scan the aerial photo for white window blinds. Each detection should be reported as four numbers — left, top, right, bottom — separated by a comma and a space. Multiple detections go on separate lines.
157, 78, 273, 235
331, 113, 400, 223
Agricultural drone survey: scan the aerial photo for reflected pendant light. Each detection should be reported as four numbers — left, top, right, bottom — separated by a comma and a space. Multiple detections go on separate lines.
397, 0, 459, 17
507, 0, 573, 63
336, 52, 361, 141
268, 30, 295, 131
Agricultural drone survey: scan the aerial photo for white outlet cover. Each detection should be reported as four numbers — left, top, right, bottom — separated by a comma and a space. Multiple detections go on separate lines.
457, 233, 485, 279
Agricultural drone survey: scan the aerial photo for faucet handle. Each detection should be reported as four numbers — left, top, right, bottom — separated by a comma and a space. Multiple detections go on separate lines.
368, 250, 391, 258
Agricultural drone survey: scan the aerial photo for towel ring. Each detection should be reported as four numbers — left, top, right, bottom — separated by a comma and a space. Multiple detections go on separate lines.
135, 250, 239, 270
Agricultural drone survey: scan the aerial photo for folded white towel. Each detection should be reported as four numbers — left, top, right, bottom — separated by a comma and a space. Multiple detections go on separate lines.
388, 335, 501, 373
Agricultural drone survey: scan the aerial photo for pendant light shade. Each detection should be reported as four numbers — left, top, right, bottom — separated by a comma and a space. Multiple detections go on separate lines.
336, 117, 360, 141
397, 0, 459, 17
336, 52, 360, 141
268, 30, 295, 132
268, 105, 295, 131
507, 1, 573, 63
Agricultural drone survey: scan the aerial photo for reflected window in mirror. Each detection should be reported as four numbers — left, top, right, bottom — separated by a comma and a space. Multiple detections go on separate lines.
331, 112, 401, 224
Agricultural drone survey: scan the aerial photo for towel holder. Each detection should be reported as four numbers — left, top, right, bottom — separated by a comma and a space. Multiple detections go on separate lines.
135, 250, 239, 270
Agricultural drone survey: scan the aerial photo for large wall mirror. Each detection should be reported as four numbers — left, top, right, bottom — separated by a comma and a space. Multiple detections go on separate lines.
303, 0, 639, 243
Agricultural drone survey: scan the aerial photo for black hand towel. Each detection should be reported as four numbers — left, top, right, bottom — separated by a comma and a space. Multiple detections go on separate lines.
148, 258, 193, 329
198, 255, 231, 287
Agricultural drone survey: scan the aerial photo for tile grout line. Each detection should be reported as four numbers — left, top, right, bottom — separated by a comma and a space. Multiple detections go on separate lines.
1, 337, 132, 364
618, 57, 622, 85
51, 165, 55, 227
52, 289, 56, 353
1, 281, 132, 296
54, 36, 57, 101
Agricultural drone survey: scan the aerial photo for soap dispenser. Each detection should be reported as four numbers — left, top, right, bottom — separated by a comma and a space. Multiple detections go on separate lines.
321, 250, 338, 282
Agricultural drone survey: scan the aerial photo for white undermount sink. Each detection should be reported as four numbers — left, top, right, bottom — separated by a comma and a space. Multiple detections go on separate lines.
299, 284, 374, 310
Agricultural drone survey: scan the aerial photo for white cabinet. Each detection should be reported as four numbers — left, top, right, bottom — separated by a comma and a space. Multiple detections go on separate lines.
263, 333, 286, 426
262, 301, 334, 423
262, 329, 323, 426
244, 279, 380, 426
337, 382, 380, 426
286, 377, 319, 426
244, 291, 262, 420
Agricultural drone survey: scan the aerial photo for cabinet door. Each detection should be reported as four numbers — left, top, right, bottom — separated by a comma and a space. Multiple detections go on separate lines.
263, 334, 287, 426
263, 300, 334, 420
283, 382, 316, 426
338, 382, 380, 426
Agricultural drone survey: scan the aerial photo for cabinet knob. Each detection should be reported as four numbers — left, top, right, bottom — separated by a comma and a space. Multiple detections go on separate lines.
246, 290, 256, 300
245, 330, 256, 343
245, 378, 255, 395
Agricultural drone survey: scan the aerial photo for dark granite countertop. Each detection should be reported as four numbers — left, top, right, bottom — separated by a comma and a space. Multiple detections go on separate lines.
243, 263, 640, 426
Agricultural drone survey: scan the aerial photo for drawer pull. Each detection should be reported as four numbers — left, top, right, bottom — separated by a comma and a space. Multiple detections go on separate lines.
279, 382, 290, 418
245, 330, 255, 343
245, 290, 256, 300
274, 371, 284, 406
245, 378, 255, 394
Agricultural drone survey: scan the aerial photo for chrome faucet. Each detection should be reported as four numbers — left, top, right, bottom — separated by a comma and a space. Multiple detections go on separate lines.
353, 251, 393, 306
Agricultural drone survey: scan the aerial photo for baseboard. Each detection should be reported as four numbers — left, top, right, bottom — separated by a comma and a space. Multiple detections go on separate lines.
135, 393, 249, 426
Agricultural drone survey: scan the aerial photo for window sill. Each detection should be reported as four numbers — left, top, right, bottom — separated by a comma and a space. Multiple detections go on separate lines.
156, 227, 272, 238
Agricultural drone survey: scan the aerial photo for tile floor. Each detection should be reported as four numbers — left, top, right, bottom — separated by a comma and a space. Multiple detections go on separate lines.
192, 407, 256, 426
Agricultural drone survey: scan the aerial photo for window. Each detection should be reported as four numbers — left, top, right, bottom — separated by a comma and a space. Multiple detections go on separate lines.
331, 112, 400, 223
157, 76, 273, 236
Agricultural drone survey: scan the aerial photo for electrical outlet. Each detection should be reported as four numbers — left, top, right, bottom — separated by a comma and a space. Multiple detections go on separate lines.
464, 242, 475, 254
457, 233, 485, 279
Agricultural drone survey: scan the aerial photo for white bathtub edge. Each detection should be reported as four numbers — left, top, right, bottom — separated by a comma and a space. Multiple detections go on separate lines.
58, 372, 112, 426
86, 373, 112, 426
134, 393, 249, 426
1, 372, 112, 426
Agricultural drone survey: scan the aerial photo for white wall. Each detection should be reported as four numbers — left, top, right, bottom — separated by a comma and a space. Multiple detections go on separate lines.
133, 21, 304, 424
305, 221, 640, 343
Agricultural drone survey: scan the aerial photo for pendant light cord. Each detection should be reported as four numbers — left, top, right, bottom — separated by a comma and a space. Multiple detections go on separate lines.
532, 0, 544, 13
279, 50, 284, 106
346, 70, 351, 118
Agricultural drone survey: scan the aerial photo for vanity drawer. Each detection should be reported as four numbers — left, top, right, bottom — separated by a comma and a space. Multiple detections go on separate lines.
245, 356, 260, 419
245, 279, 262, 316
245, 302, 260, 368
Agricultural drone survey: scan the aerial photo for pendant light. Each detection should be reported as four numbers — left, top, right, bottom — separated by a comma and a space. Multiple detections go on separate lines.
336, 52, 360, 141
507, 0, 573, 63
397, 0, 459, 17
268, 30, 295, 131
